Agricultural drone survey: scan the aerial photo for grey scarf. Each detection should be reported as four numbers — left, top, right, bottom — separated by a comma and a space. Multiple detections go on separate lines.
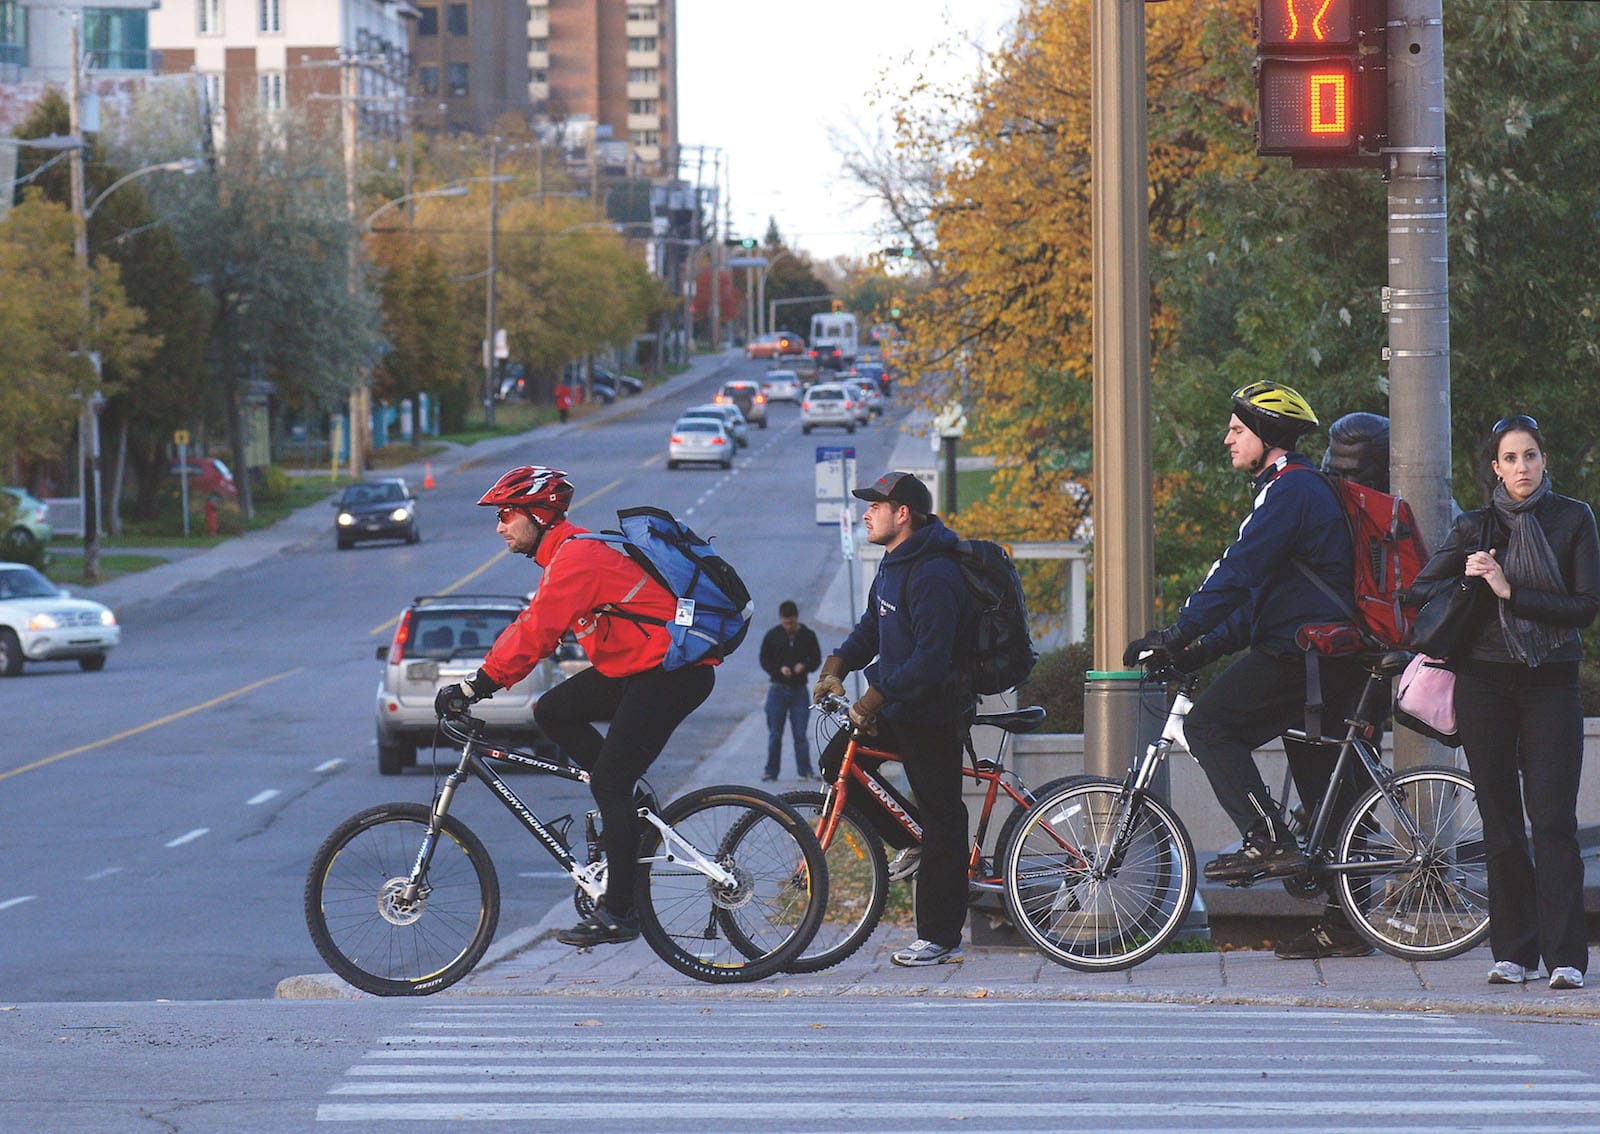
1490, 475, 1574, 666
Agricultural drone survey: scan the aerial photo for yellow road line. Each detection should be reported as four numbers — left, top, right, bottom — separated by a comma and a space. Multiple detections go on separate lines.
367, 476, 624, 636
0, 667, 304, 782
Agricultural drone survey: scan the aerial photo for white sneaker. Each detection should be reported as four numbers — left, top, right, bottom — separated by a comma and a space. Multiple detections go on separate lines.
886, 846, 922, 882
1549, 966, 1585, 990
891, 938, 963, 967
1487, 960, 1545, 985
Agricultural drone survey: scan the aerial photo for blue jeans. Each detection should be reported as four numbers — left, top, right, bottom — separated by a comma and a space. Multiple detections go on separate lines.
764, 683, 812, 777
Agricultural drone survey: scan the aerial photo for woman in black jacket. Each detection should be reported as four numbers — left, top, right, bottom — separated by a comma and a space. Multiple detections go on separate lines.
1412, 415, 1600, 989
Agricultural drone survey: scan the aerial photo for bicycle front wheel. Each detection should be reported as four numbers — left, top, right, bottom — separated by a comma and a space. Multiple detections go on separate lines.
636, 785, 828, 984
1002, 777, 1195, 972
777, 789, 888, 974
304, 802, 500, 996
1335, 765, 1489, 961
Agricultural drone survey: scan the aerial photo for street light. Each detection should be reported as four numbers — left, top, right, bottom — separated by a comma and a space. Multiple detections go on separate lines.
363, 184, 468, 232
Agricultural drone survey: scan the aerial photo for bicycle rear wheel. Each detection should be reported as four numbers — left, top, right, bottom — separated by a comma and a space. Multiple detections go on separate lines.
777, 789, 888, 973
1335, 766, 1489, 961
636, 785, 828, 983
991, 775, 1099, 880
304, 802, 500, 996
1002, 777, 1195, 972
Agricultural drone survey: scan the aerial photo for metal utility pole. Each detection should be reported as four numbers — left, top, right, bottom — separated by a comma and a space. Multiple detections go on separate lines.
342, 52, 367, 479
484, 137, 499, 428
1385, 0, 1451, 769
67, 17, 100, 581
1085, 0, 1162, 777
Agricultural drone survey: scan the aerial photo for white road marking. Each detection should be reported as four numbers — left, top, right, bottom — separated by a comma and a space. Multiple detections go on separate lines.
246, 789, 280, 806
0, 896, 37, 911
83, 867, 122, 881
164, 828, 209, 848
315, 760, 342, 773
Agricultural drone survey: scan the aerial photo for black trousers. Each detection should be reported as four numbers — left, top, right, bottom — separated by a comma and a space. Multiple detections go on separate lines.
1454, 659, 1588, 974
534, 662, 716, 917
820, 716, 969, 949
1184, 648, 1363, 839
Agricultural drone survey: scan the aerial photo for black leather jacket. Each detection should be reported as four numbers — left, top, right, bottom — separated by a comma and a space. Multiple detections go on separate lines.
1411, 492, 1600, 664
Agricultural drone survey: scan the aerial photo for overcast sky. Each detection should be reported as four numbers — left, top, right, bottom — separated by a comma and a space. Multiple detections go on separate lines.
674, 1, 1022, 263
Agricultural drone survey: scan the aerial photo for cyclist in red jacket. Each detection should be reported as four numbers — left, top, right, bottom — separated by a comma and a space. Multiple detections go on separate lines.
435, 465, 717, 947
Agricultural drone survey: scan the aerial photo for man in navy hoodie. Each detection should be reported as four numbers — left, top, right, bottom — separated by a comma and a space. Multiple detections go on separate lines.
813, 471, 974, 967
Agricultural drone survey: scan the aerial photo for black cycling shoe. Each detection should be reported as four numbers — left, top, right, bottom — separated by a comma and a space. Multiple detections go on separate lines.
1203, 836, 1306, 884
1274, 916, 1375, 960
557, 907, 641, 947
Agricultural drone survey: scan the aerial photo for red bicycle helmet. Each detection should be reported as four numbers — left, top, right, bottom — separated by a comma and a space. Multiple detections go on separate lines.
477, 465, 574, 527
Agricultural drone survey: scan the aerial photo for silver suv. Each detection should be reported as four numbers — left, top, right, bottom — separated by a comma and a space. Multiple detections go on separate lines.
373, 594, 586, 774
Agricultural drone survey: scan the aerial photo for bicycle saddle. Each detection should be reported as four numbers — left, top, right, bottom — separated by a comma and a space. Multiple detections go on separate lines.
974, 705, 1047, 734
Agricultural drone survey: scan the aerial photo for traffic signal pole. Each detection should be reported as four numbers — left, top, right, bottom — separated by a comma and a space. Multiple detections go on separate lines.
1086, 0, 1161, 778
1384, 0, 1453, 770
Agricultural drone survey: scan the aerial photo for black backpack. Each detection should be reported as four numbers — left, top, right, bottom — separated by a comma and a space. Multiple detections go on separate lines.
942, 540, 1038, 695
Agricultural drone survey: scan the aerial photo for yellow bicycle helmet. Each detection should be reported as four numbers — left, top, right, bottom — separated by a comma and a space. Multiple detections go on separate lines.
1231, 381, 1319, 451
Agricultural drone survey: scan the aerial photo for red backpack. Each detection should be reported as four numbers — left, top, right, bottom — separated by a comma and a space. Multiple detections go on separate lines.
1280, 467, 1430, 652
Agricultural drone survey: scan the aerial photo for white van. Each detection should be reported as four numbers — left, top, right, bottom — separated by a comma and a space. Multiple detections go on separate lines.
808, 311, 858, 369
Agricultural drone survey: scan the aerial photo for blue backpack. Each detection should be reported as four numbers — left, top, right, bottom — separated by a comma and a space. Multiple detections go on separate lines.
575, 507, 754, 669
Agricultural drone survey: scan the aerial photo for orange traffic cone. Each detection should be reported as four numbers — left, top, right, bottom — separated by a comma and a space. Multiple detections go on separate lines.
423, 461, 436, 490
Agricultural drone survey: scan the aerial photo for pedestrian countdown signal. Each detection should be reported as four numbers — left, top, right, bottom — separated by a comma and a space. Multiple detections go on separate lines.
1255, 0, 1385, 166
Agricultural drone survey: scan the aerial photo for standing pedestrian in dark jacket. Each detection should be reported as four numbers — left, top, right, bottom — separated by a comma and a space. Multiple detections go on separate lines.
759, 600, 821, 780
1411, 415, 1599, 990
812, 471, 974, 968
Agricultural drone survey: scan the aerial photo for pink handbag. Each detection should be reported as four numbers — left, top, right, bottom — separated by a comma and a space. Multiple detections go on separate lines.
1394, 653, 1459, 746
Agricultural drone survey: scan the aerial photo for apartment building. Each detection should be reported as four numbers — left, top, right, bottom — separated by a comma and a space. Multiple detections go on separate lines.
410, 1, 674, 173
528, 0, 674, 173
147, 0, 414, 143
0, 1, 159, 84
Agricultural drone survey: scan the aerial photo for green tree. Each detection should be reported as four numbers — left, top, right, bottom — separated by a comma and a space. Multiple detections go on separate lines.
167, 109, 382, 517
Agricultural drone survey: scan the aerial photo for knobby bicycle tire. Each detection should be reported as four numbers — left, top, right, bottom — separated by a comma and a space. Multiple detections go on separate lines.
304, 802, 500, 996
635, 785, 828, 983
1335, 765, 1490, 961
1003, 777, 1196, 972
776, 789, 889, 973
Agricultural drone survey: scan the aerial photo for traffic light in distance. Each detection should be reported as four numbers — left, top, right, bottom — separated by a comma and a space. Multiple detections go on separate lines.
890, 296, 903, 318
1255, 0, 1386, 167
740, 237, 757, 249
831, 299, 844, 313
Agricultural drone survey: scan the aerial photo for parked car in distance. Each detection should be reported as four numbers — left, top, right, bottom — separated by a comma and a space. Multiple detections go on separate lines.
714, 379, 768, 427
1, 487, 52, 561
591, 365, 643, 402
0, 562, 119, 676
682, 402, 749, 448
761, 369, 801, 403
668, 417, 735, 470
800, 383, 857, 434
334, 478, 419, 549
169, 456, 238, 502
374, 594, 582, 773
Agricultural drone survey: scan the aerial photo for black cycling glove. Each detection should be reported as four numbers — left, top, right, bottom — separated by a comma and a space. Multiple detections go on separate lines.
434, 668, 501, 717
1121, 625, 1192, 669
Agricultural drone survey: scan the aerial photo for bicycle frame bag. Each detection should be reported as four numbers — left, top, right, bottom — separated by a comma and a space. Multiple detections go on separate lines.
575, 506, 755, 669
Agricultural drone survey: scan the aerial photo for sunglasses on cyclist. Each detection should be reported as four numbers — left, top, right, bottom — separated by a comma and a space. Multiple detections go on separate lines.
1492, 414, 1539, 435
496, 506, 523, 524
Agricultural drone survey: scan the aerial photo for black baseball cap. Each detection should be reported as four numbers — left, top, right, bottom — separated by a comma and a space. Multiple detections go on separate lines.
852, 471, 933, 515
